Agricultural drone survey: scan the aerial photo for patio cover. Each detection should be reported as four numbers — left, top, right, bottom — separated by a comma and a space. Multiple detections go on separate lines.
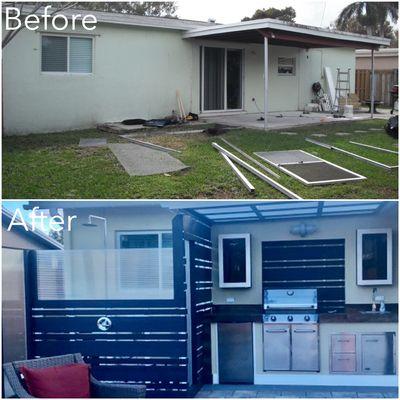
183, 19, 391, 128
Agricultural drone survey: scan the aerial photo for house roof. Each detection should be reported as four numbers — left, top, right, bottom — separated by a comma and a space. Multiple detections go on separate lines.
3, 5, 215, 31
2, 207, 63, 249
183, 18, 391, 49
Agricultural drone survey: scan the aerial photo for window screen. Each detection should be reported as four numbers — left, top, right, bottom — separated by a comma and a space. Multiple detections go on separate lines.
278, 57, 296, 75
41, 35, 92, 73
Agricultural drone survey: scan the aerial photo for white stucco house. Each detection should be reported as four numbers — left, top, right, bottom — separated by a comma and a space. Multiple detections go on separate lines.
2, 8, 390, 135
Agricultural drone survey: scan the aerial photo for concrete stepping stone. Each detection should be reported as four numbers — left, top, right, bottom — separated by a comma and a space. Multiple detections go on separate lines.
335, 132, 350, 136
79, 138, 107, 147
369, 128, 383, 131
354, 130, 368, 133
108, 143, 188, 176
311, 133, 327, 137
280, 131, 298, 135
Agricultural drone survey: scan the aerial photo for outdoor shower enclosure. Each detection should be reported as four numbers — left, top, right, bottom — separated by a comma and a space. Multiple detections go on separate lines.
22, 213, 212, 398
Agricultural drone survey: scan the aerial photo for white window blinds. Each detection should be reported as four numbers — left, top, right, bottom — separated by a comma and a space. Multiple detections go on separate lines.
70, 37, 93, 73
41, 35, 93, 73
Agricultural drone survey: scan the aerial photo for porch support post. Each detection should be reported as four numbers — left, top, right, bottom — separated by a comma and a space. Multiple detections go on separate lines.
371, 48, 375, 119
264, 36, 269, 130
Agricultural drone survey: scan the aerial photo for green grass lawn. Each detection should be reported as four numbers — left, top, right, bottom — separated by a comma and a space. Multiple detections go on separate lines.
2, 119, 398, 199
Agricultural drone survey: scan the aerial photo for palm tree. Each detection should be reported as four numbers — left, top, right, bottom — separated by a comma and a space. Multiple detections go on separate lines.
336, 2, 398, 37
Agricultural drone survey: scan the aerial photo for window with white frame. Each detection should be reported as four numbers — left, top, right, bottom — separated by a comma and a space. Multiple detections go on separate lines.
117, 231, 174, 298
41, 35, 93, 73
278, 57, 296, 75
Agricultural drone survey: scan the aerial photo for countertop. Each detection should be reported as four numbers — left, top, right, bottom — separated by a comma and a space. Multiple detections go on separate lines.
206, 304, 398, 323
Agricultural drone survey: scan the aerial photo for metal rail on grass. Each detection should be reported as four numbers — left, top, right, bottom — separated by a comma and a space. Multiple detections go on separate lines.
120, 136, 181, 153
212, 142, 302, 199
220, 152, 255, 193
305, 138, 398, 170
349, 141, 398, 155
220, 138, 280, 179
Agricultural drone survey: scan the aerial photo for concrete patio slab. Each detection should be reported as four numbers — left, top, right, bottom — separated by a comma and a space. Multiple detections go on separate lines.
108, 143, 188, 176
79, 138, 108, 147
197, 385, 398, 399
331, 392, 358, 398
202, 111, 389, 131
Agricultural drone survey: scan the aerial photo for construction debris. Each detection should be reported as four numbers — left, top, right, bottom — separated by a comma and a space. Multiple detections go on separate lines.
349, 141, 398, 154
220, 138, 280, 179
220, 152, 255, 193
255, 150, 366, 186
306, 138, 398, 170
120, 135, 181, 153
212, 142, 302, 199
97, 122, 147, 134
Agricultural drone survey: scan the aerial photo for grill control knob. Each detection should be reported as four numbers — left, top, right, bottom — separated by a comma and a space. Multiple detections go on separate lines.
287, 315, 293, 322
304, 315, 311, 321
270, 315, 277, 322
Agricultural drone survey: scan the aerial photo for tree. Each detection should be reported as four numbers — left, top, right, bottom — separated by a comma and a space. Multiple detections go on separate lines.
2, 2, 77, 48
75, 2, 177, 17
336, 2, 398, 37
242, 7, 296, 22
49, 229, 63, 245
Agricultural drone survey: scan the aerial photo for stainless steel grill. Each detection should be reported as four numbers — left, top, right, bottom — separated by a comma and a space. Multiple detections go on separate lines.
263, 288, 319, 371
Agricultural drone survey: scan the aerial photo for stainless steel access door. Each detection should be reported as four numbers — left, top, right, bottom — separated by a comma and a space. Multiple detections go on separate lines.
361, 333, 396, 374
263, 324, 291, 371
291, 324, 319, 371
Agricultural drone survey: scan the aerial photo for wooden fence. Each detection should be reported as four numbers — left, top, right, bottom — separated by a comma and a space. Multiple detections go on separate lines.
355, 69, 398, 106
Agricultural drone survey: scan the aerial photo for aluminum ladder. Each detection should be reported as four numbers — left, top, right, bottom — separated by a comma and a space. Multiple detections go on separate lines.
334, 68, 351, 112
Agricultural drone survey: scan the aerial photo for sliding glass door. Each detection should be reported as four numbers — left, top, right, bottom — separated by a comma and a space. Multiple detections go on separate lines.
202, 46, 243, 112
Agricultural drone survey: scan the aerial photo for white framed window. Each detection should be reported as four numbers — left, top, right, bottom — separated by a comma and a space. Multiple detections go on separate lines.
357, 228, 392, 286
41, 34, 93, 73
116, 231, 174, 298
218, 233, 251, 288
278, 57, 296, 76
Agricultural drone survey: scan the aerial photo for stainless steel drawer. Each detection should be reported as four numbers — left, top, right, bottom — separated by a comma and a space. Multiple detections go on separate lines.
331, 353, 357, 373
331, 334, 356, 354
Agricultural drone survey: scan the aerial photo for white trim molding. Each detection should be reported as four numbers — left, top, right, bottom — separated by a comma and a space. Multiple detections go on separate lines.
218, 233, 251, 288
357, 228, 393, 286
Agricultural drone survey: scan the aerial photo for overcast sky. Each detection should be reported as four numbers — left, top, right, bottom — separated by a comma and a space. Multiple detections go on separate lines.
176, 0, 356, 27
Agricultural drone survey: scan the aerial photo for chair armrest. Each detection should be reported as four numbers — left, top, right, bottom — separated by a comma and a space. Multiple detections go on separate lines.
3, 363, 35, 398
90, 375, 146, 398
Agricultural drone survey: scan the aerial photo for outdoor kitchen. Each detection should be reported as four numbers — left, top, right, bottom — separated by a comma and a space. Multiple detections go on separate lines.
208, 202, 397, 389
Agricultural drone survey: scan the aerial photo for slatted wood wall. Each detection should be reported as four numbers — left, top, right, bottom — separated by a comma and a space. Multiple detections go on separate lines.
262, 239, 345, 313
25, 213, 213, 398
356, 69, 398, 106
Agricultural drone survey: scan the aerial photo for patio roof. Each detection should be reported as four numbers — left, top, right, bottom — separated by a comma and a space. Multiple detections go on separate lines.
184, 201, 387, 224
183, 18, 390, 49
